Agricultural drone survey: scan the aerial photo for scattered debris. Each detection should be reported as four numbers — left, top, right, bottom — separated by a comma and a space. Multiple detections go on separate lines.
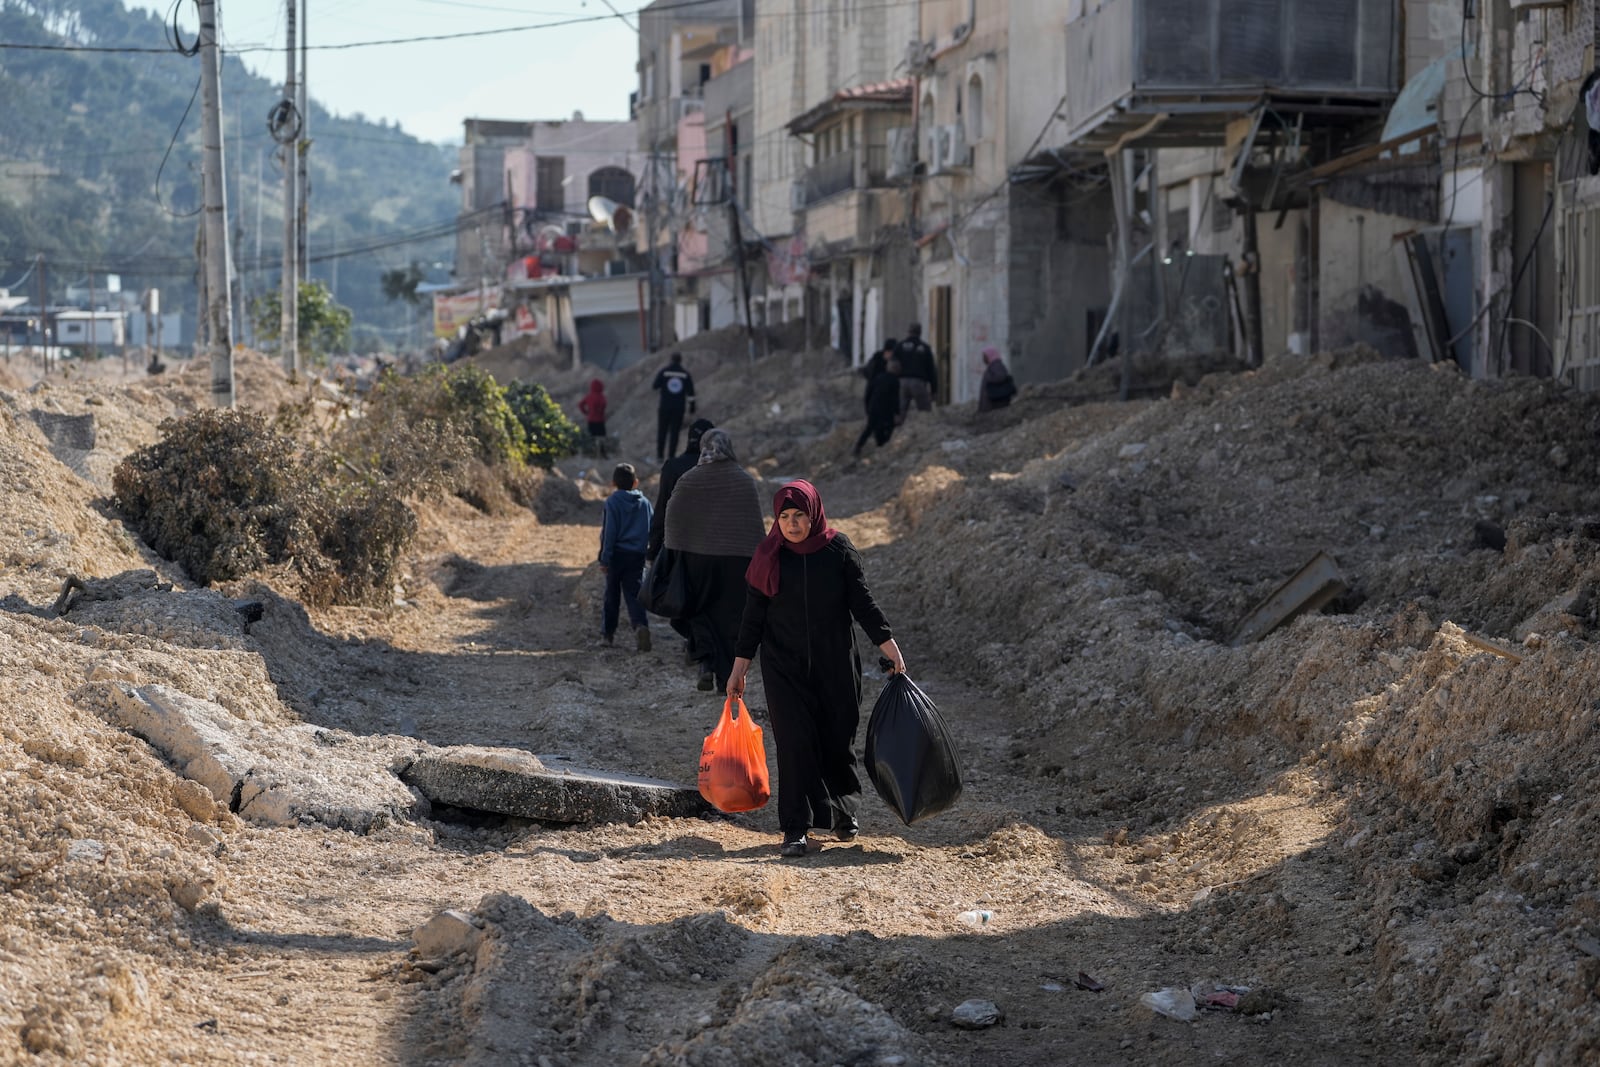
951, 999, 1003, 1029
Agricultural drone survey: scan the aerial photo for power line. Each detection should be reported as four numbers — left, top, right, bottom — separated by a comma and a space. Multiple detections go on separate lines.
0, 0, 928, 55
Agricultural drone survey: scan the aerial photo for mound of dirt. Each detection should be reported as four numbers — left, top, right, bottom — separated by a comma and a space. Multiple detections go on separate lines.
6, 338, 1600, 1064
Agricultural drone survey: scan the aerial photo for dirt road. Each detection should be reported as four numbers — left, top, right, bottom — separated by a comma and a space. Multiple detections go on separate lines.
3, 343, 1598, 1064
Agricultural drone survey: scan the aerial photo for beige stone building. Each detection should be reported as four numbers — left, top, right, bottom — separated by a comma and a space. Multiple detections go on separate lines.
750, 0, 920, 362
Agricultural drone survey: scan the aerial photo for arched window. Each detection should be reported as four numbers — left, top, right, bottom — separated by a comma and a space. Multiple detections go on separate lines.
588, 166, 635, 207
967, 74, 984, 141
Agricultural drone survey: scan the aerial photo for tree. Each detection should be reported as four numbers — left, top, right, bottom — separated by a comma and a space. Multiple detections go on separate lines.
379, 261, 425, 305
251, 280, 354, 363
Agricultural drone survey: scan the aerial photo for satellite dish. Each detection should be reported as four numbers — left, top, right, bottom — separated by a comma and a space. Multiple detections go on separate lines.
587, 196, 633, 236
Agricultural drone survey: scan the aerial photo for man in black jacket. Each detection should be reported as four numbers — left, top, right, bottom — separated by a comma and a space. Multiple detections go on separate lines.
895, 323, 937, 420
651, 352, 696, 460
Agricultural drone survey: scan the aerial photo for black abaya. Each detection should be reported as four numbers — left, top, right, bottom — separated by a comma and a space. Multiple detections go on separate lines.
734, 534, 893, 837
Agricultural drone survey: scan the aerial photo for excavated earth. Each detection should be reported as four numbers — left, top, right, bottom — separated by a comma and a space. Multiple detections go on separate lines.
1, 338, 1598, 1066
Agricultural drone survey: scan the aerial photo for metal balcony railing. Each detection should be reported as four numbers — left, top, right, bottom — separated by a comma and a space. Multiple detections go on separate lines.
802, 146, 889, 206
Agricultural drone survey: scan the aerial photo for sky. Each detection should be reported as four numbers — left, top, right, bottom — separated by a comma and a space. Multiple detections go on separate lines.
126, 0, 644, 144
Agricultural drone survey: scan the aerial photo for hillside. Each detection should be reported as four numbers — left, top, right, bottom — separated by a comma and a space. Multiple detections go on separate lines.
1, 342, 1600, 1064
0, 0, 457, 349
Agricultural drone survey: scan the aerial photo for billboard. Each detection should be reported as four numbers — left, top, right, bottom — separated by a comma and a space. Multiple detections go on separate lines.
433, 289, 491, 338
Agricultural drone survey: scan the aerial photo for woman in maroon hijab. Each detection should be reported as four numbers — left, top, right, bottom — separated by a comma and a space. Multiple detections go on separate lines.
728, 480, 905, 857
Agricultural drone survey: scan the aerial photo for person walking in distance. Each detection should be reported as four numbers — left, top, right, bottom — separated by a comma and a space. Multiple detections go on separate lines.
895, 323, 937, 421
651, 352, 697, 461
577, 378, 609, 457
662, 429, 766, 692
976, 346, 1017, 412
648, 417, 715, 565
597, 463, 653, 652
727, 480, 906, 858
853, 357, 901, 458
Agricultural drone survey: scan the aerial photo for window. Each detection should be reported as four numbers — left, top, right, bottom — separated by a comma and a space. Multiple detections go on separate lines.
967, 74, 984, 141
588, 166, 635, 208
536, 156, 565, 212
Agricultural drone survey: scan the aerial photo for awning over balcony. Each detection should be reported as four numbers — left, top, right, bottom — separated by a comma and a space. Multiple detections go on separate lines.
788, 78, 913, 135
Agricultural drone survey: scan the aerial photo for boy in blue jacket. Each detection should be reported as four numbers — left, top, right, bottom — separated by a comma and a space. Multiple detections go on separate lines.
599, 463, 654, 650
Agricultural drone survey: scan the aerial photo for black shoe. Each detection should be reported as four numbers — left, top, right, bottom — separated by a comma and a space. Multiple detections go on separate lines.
835, 816, 859, 842
779, 834, 808, 858
636, 627, 652, 652
697, 662, 714, 691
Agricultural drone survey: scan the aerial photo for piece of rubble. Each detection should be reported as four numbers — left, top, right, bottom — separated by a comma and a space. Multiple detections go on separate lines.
951, 999, 1003, 1029
90, 683, 427, 833
413, 909, 483, 958
400, 747, 711, 824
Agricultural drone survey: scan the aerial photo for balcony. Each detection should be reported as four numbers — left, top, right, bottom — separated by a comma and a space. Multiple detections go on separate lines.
803, 146, 889, 207
1062, 0, 1399, 153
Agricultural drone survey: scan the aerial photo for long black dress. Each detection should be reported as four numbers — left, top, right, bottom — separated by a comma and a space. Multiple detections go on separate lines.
734, 534, 893, 837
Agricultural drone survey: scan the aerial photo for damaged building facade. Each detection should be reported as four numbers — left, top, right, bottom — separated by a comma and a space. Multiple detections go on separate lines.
448, 1, 1600, 386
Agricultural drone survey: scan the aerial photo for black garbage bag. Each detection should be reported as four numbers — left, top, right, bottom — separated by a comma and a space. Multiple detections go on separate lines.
863, 673, 963, 825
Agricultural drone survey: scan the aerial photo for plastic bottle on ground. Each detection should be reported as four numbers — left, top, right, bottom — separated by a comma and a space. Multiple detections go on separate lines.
957, 909, 994, 927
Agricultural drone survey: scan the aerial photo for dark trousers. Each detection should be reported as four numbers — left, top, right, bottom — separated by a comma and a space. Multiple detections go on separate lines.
762, 663, 862, 837
602, 549, 648, 636
656, 405, 685, 460
854, 417, 894, 454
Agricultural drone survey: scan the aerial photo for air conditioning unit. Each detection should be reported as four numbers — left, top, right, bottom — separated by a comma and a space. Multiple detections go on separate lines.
789, 179, 808, 213
886, 127, 915, 180
941, 124, 971, 171
565, 220, 585, 236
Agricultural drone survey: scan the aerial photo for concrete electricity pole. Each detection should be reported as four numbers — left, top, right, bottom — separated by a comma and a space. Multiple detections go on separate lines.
197, 0, 234, 407
280, 0, 300, 377
296, 0, 310, 276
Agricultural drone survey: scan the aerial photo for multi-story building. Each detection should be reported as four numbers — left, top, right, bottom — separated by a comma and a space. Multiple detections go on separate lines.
912, 0, 1019, 403
752, 0, 920, 364
1034, 0, 1403, 384
452, 115, 640, 289
445, 115, 644, 367
635, 0, 749, 350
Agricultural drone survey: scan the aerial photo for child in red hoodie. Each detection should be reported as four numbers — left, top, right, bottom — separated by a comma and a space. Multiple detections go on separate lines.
577, 379, 609, 457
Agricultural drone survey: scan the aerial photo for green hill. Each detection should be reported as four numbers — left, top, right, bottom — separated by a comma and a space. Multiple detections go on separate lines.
0, 0, 459, 352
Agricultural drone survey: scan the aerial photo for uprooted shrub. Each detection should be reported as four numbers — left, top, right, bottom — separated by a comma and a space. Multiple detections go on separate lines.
112, 409, 416, 607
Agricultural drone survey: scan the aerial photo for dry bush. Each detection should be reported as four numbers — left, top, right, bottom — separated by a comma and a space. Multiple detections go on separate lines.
112, 409, 415, 608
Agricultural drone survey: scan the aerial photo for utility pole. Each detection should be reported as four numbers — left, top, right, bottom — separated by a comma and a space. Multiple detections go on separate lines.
254, 145, 264, 345
198, 0, 234, 407
35, 252, 48, 375
281, 0, 300, 378
644, 150, 660, 351
296, 0, 310, 278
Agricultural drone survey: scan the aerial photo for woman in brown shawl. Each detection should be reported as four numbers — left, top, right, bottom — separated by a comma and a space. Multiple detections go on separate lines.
662, 430, 767, 691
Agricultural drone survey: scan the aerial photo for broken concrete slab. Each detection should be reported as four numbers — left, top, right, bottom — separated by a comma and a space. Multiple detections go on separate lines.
400, 746, 711, 825
1231, 550, 1348, 646
91, 683, 428, 833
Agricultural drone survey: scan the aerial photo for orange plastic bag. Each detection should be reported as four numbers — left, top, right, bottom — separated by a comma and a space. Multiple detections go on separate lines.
698, 696, 771, 813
